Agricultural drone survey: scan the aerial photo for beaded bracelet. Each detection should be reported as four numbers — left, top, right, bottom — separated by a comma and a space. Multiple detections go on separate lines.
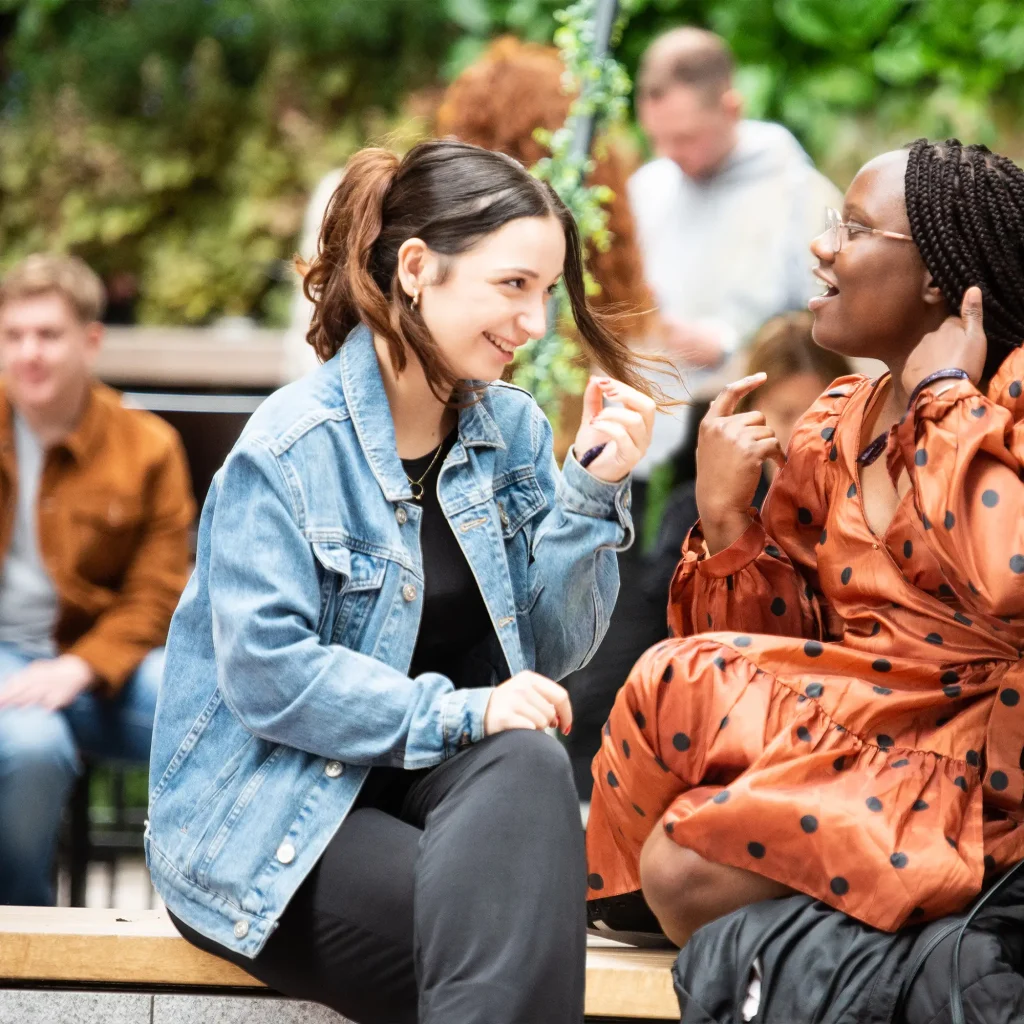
907, 368, 970, 408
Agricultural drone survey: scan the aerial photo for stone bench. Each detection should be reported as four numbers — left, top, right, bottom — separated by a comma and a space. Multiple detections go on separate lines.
0, 907, 679, 1022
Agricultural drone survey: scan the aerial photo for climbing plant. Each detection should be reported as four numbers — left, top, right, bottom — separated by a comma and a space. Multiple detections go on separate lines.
511, 0, 637, 418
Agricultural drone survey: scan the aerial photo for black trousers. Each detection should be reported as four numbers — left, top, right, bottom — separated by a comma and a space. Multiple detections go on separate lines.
171, 730, 587, 1024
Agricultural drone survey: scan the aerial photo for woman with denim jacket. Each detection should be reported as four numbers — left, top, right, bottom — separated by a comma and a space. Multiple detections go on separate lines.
145, 140, 657, 1024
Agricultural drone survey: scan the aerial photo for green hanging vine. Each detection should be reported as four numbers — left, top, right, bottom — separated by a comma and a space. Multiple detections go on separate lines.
510, 0, 636, 420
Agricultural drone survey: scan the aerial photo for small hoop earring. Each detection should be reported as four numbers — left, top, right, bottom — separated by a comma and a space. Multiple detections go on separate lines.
411, 289, 420, 310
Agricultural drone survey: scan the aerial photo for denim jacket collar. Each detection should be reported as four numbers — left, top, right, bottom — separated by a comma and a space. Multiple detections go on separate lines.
340, 324, 506, 503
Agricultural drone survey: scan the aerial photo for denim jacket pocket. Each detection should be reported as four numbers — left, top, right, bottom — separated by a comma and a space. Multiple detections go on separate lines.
311, 541, 387, 648
494, 469, 546, 613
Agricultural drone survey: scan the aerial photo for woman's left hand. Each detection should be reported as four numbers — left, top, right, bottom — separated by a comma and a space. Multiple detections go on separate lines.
902, 286, 988, 396
572, 376, 656, 483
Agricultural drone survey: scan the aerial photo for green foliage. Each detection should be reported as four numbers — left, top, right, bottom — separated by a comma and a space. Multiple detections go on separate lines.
3, 0, 1024, 334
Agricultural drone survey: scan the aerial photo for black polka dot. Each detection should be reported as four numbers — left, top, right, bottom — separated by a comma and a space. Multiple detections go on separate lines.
903, 540, 913, 558
1012, 554, 1024, 574
910, 906, 926, 919
800, 814, 818, 833
926, 633, 944, 646
953, 611, 972, 626
990, 770, 1009, 791
922, 514, 932, 530
847, 483, 857, 499
954, 775, 968, 791
913, 799, 929, 811
940, 670, 959, 684
871, 621, 882, 636
946, 836, 958, 848
607, 771, 619, 788
968, 580, 980, 595
829, 446, 838, 462
1011, 380, 1023, 399
892, 758, 910, 768
866, 796, 883, 812
966, 750, 980, 767
936, 716, 952, 727
982, 489, 1000, 508
672, 733, 691, 752
654, 755, 669, 772
661, 663, 674, 684
706, 613, 713, 627
1019, 745, 1024, 771
603, 721, 611, 738
734, 635, 752, 648
632, 803, 646, 817
821, 427, 835, 441
890, 852, 909, 869
765, 544, 781, 558
797, 694, 807, 703
877, 734, 893, 750
830, 877, 849, 896
873, 686, 892, 696
872, 659, 892, 673
713, 655, 727, 670
797, 726, 812, 742
835, 724, 845, 732
819, 529, 827, 545
806, 682, 824, 698
747, 842, 766, 859
938, 583, 955, 598
768, 597, 788, 618
914, 449, 928, 467
833, 755, 846, 771
712, 790, 730, 805
804, 641, 823, 658
634, 711, 646, 730
971, 405, 986, 418
841, 567, 853, 585
587, 873, 604, 890
622, 739, 631, 759
719, 716, 729, 729
944, 510, 956, 530
798, 507, 813, 525
1000, 688, 1020, 707
664, 821, 674, 835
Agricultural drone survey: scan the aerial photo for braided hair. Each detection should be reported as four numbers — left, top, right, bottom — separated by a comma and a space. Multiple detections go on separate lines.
904, 138, 1024, 382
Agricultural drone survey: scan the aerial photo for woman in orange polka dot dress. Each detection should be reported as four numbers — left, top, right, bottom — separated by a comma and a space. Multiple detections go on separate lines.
586, 139, 1024, 944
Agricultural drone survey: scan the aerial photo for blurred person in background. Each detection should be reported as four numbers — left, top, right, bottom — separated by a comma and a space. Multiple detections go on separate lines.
629, 26, 842, 481
0, 255, 194, 905
647, 312, 852, 599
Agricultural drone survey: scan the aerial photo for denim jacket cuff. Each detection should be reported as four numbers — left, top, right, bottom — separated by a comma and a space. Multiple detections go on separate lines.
558, 447, 634, 539
439, 686, 492, 756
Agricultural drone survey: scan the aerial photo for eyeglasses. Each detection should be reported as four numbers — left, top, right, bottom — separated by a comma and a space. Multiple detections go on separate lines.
824, 207, 914, 254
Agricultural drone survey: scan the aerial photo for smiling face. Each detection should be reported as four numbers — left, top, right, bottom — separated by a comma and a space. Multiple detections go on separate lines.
808, 149, 948, 363
0, 291, 101, 416
411, 215, 566, 382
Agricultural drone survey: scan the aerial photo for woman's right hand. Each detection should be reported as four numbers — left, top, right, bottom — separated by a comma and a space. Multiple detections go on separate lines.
484, 672, 573, 737
695, 374, 787, 554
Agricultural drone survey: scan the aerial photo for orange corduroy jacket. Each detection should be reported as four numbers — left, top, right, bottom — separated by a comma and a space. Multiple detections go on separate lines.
0, 380, 195, 693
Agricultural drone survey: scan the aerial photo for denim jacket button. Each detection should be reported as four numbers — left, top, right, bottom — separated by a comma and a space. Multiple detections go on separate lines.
498, 503, 509, 529
276, 842, 296, 865
324, 760, 344, 778
402, 583, 417, 602
395, 506, 408, 526
233, 920, 249, 939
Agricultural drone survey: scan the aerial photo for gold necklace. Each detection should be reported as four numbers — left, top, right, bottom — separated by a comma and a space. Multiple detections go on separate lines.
405, 439, 446, 501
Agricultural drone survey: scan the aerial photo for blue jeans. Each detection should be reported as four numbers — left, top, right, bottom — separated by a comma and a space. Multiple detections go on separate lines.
0, 643, 162, 905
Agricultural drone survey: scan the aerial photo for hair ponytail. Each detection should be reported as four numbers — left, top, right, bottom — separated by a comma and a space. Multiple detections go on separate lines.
302, 148, 400, 364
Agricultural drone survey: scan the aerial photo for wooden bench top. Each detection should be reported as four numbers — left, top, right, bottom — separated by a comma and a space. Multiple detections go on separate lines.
0, 907, 678, 1020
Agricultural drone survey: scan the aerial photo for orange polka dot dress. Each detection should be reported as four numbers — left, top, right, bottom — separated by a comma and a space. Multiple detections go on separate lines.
586, 349, 1024, 932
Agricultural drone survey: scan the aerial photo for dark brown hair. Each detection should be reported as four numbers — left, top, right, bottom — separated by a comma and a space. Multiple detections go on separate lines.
737, 312, 852, 413
301, 139, 656, 402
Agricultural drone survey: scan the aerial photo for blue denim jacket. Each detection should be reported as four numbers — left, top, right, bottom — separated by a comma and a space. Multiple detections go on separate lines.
146, 324, 633, 957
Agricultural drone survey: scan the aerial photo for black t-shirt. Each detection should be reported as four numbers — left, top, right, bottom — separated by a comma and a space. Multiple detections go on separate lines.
401, 429, 498, 688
